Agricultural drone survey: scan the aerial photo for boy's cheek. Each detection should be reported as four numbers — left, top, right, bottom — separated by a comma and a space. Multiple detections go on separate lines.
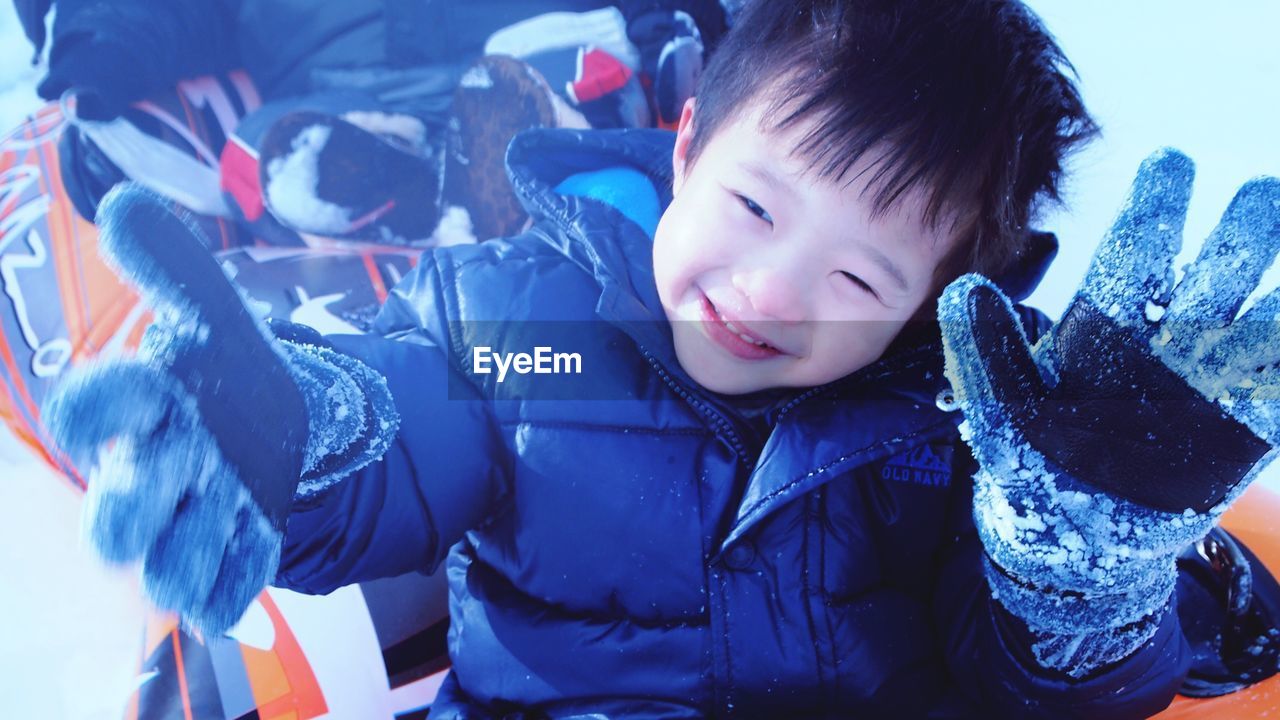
656, 222, 729, 284
819, 320, 905, 377
653, 222, 701, 295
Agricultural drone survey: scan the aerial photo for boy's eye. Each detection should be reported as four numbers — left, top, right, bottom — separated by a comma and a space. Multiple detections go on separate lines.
736, 194, 773, 224
840, 271, 878, 298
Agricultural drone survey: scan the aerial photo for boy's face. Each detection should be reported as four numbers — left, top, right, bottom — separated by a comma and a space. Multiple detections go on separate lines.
653, 99, 958, 395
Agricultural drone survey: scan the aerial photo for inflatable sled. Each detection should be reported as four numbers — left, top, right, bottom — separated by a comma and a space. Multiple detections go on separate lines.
4, 83, 1280, 718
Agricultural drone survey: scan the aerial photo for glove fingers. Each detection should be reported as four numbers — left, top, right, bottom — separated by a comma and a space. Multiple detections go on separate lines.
1199, 289, 1280, 381
141, 467, 245, 623
1164, 177, 1280, 333
82, 424, 208, 563
195, 505, 282, 637
1080, 149, 1193, 327
1239, 367, 1280, 440
939, 274, 1046, 439
43, 361, 181, 470
1218, 315, 1280, 440
95, 183, 223, 315
96, 182, 309, 509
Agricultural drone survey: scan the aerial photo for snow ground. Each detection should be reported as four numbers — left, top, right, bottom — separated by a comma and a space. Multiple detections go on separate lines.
1, 2, 1279, 718
0, 427, 146, 720
0, 6, 42, 133
1022, 1, 1280, 317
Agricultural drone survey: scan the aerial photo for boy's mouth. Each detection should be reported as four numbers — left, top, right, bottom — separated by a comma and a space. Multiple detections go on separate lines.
698, 293, 785, 360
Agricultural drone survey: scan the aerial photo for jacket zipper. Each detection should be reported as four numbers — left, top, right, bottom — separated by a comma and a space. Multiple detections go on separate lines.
640, 343, 940, 468
771, 343, 941, 425
640, 349, 753, 464
773, 382, 832, 422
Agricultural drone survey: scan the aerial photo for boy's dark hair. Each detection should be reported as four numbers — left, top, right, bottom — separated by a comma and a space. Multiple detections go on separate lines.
686, 0, 1099, 291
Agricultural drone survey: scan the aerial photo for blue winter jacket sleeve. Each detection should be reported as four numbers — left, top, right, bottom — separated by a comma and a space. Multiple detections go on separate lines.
935, 465, 1191, 718
274, 257, 512, 594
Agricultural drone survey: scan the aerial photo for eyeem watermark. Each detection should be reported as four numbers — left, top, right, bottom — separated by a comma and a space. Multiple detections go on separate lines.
473, 346, 583, 383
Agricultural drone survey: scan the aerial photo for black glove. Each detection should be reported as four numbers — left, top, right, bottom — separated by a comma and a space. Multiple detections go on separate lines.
44, 184, 399, 634
938, 148, 1280, 676
14, 0, 54, 59
37, 32, 153, 120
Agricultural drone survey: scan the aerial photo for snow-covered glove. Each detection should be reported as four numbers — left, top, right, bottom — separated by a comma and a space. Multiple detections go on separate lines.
626, 9, 705, 126
42, 184, 398, 635
937, 149, 1280, 677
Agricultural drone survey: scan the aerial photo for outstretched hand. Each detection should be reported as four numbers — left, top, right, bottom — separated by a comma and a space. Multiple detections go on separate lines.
942, 149, 1280, 512
43, 185, 310, 635
936, 149, 1280, 672
46, 186, 399, 635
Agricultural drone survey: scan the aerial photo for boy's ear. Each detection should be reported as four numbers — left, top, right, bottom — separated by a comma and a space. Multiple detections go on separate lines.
671, 97, 697, 195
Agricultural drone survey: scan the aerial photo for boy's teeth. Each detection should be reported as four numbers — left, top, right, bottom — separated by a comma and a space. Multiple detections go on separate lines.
718, 311, 770, 347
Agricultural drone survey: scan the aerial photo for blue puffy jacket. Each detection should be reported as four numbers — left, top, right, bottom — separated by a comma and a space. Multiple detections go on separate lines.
275, 128, 1190, 718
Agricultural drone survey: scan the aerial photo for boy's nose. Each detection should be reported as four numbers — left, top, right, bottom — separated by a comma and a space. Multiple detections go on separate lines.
733, 266, 807, 324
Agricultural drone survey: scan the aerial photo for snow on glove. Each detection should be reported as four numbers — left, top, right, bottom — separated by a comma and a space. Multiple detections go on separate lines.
938, 149, 1280, 677
42, 184, 398, 636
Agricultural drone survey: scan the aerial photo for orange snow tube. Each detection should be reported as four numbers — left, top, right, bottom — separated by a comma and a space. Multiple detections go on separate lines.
1156, 484, 1280, 719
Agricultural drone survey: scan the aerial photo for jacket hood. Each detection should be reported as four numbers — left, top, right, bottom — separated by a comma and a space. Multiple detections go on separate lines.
504, 127, 680, 362
505, 127, 673, 290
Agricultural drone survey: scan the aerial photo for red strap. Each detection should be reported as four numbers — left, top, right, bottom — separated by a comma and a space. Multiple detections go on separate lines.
219, 135, 264, 222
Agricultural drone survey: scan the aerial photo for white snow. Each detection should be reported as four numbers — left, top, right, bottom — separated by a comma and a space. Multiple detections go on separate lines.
0, 7, 43, 134
0, 427, 148, 720
1021, 1, 1280, 319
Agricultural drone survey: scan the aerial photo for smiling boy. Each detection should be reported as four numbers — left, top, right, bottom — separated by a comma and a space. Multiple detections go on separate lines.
50, 0, 1268, 717
657, 99, 958, 394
